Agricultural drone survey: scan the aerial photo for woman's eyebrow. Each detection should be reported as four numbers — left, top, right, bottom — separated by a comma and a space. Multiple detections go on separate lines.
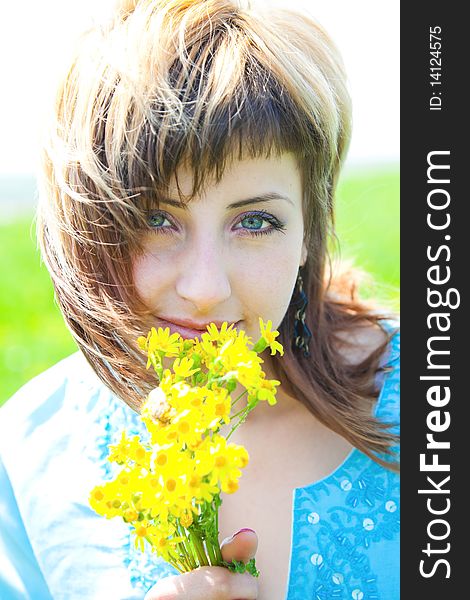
228, 193, 294, 209
159, 192, 294, 210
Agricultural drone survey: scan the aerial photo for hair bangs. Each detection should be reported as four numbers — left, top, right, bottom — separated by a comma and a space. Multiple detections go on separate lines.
56, 0, 345, 252
120, 26, 319, 213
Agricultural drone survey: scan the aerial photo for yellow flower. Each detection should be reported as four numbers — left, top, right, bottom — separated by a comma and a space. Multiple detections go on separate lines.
179, 510, 194, 528
258, 318, 284, 356
216, 337, 257, 374
202, 322, 237, 344
203, 387, 231, 429
107, 431, 133, 465
186, 469, 220, 503
113, 468, 141, 504
138, 473, 163, 512
171, 408, 205, 447
108, 432, 151, 469
192, 336, 219, 367
137, 335, 148, 351
221, 478, 239, 494
150, 446, 185, 481
234, 329, 253, 348
123, 508, 139, 523
160, 473, 185, 503
255, 377, 280, 406
132, 521, 157, 553
89, 485, 109, 515
202, 435, 248, 491
148, 327, 182, 357
147, 522, 185, 563
172, 356, 200, 380
89, 481, 125, 519
235, 360, 264, 390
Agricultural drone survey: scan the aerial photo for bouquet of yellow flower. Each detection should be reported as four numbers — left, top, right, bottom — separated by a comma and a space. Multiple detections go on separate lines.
89, 318, 283, 577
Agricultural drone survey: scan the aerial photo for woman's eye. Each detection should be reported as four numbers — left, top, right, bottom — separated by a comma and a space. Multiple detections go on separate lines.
240, 215, 266, 230
147, 211, 172, 230
234, 211, 286, 236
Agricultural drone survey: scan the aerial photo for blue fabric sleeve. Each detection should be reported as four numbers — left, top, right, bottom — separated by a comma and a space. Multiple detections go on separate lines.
0, 455, 53, 600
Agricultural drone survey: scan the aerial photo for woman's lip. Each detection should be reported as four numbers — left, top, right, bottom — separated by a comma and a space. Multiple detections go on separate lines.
156, 317, 241, 339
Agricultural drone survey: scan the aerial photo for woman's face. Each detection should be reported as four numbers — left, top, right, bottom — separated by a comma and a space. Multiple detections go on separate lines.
132, 152, 307, 343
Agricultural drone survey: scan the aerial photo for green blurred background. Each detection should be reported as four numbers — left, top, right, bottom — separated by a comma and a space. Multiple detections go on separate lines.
0, 166, 399, 407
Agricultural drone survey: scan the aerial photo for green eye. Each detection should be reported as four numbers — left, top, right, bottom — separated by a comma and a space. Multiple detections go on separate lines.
234, 211, 286, 237
148, 212, 166, 228
146, 211, 176, 236
240, 215, 264, 230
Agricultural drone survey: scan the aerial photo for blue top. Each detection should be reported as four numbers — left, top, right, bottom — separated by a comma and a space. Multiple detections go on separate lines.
0, 324, 399, 600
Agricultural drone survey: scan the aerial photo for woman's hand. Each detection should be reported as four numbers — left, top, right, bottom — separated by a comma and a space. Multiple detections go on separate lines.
144, 529, 259, 600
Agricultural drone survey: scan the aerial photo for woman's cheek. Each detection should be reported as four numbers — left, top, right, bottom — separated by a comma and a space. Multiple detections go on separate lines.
235, 250, 297, 313
132, 253, 169, 302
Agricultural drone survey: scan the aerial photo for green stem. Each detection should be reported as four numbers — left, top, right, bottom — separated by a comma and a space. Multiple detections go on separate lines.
206, 539, 223, 565
205, 538, 217, 566
173, 550, 192, 573
213, 496, 223, 564
202, 498, 223, 566
147, 536, 187, 573
186, 543, 198, 570
154, 363, 163, 382
189, 528, 210, 567
231, 406, 249, 421
177, 525, 198, 570
227, 398, 260, 441
226, 411, 249, 441
214, 507, 223, 565
169, 560, 185, 574
174, 546, 192, 572
186, 533, 201, 568
214, 540, 223, 564
231, 389, 247, 409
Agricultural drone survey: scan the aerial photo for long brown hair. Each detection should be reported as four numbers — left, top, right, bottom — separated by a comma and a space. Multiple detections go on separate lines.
37, 0, 399, 470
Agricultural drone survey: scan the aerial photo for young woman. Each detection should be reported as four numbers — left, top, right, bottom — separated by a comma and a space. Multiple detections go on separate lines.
0, 1, 399, 598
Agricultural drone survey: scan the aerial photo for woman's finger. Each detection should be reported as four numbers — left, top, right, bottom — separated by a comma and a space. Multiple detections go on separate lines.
220, 529, 258, 563
144, 566, 259, 600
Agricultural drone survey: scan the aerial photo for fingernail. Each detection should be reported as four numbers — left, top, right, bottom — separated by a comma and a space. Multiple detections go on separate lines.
222, 528, 256, 545
233, 528, 256, 538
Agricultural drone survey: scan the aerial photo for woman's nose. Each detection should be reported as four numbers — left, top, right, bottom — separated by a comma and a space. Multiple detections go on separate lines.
175, 238, 232, 313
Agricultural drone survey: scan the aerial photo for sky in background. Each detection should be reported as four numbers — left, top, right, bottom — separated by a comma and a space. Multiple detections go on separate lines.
0, 0, 399, 175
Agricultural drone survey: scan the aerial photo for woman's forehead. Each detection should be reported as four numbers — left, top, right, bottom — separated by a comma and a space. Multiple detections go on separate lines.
166, 152, 301, 200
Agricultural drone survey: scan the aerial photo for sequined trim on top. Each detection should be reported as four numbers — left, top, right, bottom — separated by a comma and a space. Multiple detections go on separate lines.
286, 326, 400, 600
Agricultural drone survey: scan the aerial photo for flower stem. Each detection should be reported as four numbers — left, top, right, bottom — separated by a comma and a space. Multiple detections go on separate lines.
226, 409, 250, 440
169, 560, 185, 573
151, 540, 187, 573
189, 528, 210, 567
231, 390, 247, 409
173, 550, 192, 573
205, 538, 217, 566
177, 525, 198, 570
213, 538, 223, 564
231, 406, 249, 420
174, 547, 191, 572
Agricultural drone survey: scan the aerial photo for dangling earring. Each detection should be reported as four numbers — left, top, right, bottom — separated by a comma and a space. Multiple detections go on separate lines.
292, 271, 312, 357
